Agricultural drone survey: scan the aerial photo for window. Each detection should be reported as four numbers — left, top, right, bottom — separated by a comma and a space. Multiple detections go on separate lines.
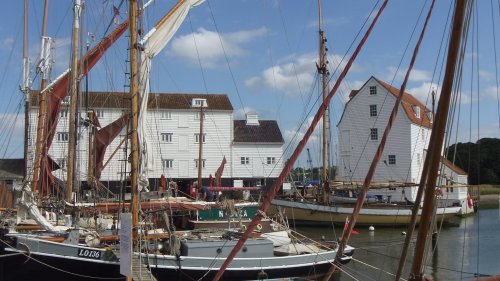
57, 132, 69, 142
194, 112, 206, 120
267, 157, 276, 165
417, 153, 421, 166
241, 157, 250, 165
60, 109, 68, 118
421, 128, 425, 141
194, 159, 206, 168
57, 158, 66, 169
369, 86, 377, 95
194, 133, 206, 143
161, 111, 172, 119
388, 155, 396, 165
161, 133, 173, 143
192, 98, 207, 107
96, 110, 104, 118
162, 159, 173, 169
413, 106, 420, 118
370, 128, 378, 140
369, 104, 377, 117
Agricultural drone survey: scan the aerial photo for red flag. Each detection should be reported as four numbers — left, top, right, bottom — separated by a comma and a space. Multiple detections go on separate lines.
344, 217, 360, 235
215, 156, 227, 187
467, 194, 474, 209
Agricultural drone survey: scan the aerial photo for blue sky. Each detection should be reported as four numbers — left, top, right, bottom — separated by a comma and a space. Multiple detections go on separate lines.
0, 1, 499, 169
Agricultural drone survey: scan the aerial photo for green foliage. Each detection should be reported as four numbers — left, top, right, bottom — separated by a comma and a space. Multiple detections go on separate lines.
446, 138, 500, 184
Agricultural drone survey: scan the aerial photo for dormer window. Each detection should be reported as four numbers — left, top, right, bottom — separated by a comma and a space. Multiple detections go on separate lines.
426, 111, 433, 123
369, 86, 377, 95
246, 114, 259, 126
413, 106, 421, 118
192, 98, 207, 108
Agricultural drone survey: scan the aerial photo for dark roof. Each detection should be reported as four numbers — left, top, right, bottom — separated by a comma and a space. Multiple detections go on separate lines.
29, 91, 233, 111
348, 77, 433, 129
233, 120, 284, 143
0, 159, 24, 180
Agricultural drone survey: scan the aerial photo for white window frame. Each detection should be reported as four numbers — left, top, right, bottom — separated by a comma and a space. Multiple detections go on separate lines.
369, 86, 377, 95
266, 157, 276, 165
194, 159, 206, 168
161, 111, 172, 119
241, 157, 250, 165
370, 128, 378, 141
96, 110, 104, 118
194, 112, 206, 120
369, 104, 377, 117
60, 109, 68, 118
388, 154, 396, 165
192, 98, 207, 107
162, 159, 173, 169
57, 132, 69, 142
161, 133, 173, 143
194, 133, 206, 143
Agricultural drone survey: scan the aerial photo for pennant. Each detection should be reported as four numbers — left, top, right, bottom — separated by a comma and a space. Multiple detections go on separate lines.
215, 156, 227, 187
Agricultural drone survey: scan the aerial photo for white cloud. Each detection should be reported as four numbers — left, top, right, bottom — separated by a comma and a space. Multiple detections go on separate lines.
0, 37, 14, 51
234, 106, 258, 119
485, 86, 500, 100
168, 27, 268, 68
407, 82, 440, 104
385, 66, 431, 82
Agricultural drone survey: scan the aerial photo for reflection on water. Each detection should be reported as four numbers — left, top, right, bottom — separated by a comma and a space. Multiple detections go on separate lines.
295, 209, 500, 281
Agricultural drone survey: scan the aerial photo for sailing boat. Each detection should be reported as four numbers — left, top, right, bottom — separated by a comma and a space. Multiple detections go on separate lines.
1, 1, 354, 281
269, 1, 460, 227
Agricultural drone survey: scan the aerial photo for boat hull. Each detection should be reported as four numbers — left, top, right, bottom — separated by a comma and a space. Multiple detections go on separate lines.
270, 199, 461, 226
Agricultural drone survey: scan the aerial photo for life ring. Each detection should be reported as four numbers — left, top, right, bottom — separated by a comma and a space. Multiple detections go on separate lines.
256, 224, 263, 231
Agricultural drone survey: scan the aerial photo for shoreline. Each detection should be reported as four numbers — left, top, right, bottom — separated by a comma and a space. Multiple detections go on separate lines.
478, 194, 500, 208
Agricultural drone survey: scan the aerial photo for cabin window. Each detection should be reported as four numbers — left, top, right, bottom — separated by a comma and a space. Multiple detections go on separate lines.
162, 159, 173, 169
194, 159, 206, 168
369, 86, 377, 95
241, 157, 250, 165
194, 133, 206, 143
57, 132, 69, 142
421, 128, 425, 141
60, 109, 68, 118
417, 153, 421, 166
369, 104, 377, 117
388, 155, 396, 165
267, 157, 276, 165
96, 110, 104, 118
161, 111, 172, 119
370, 128, 378, 140
161, 133, 173, 143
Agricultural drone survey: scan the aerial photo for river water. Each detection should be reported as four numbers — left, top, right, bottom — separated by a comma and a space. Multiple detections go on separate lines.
295, 208, 500, 281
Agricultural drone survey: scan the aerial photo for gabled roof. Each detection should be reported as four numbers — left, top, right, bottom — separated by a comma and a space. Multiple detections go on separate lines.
0, 159, 24, 180
30, 91, 233, 111
233, 120, 284, 143
348, 76, 433, 129
442, 157, 468, 176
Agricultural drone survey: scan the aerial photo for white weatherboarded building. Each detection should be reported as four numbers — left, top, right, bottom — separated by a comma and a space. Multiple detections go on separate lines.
27, 92, 284, 193
337, 77, 472, 214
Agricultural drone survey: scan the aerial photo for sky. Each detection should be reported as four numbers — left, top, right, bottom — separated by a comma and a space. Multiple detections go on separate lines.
0, 0, 499, 170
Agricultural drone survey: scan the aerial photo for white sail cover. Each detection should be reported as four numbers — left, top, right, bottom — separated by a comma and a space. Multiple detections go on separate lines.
137, 0, 205, 190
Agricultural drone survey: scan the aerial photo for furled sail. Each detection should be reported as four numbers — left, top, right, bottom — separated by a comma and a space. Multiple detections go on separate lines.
137, 0, 205, 190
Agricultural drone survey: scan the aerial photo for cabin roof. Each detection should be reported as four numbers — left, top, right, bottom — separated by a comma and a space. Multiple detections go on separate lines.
0, 159, 24, 180
348, 77, 433, 129
233, 120, 284, 143
29, 91, 233, 111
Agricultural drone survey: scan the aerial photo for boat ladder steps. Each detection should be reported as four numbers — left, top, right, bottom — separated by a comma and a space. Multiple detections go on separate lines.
131, 254, 157, 281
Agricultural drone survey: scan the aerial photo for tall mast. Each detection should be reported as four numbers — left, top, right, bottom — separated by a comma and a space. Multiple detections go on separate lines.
22, 0, 29, 180
317, 0, 330, 203
129, 0, 140, 237
409, 1, 467, 280
66, 0, 82, 202
31, 0, 50, 192
197, 103, 204, 193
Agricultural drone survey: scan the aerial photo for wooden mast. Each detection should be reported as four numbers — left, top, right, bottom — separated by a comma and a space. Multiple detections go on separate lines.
197, 102, 204, 194
31, 0, 50, 192
409, 1, 467, 280
66, 0, 82, 202
317, 0, 330, 203
129, 0, 140, 239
